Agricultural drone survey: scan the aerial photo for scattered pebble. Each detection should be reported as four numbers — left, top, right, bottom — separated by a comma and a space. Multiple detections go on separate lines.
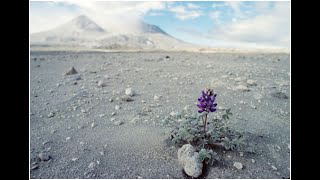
98, 80, 107, 87
47, 112, 55, 118
65, 67, 78, 75
271, 91, 288, 99
251, 159, 255, 163
121, 95, 134, 102
271, 165, 278, 171
154, 95, 161, 101
31, 165, 39, 170
38, 153, 50, 161
110, 118, 116, 122
233, 162, 243, 170
66, 137, 71, 141
88, 162, 96, 169
235, 85, 250, 92
115, 105, 121, 110
111, 112, 116, 116
125, 88, 134, 96
247, 79, 257, 86
91, 123, 96, 128
72, 158, 78, 161
99, 114, 105, 117
114, 121, 124, 125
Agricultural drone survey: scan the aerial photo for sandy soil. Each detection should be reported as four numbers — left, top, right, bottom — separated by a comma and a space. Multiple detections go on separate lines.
30, 51, 290, 179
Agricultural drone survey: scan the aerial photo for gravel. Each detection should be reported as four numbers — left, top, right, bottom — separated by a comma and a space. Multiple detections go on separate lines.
30, 51, 290, 179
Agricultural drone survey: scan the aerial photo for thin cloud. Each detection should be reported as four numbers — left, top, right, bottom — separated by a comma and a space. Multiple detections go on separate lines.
209, 2, 290, 48
169, 5, 203, 20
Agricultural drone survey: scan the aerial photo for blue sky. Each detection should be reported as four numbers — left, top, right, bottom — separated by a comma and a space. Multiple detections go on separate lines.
30, 1, 290, 48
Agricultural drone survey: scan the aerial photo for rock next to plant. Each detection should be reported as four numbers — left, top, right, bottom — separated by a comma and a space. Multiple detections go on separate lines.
178, 144, 203, 178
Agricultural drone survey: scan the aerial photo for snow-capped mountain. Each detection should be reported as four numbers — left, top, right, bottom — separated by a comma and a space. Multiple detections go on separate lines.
30, 15, 197, 50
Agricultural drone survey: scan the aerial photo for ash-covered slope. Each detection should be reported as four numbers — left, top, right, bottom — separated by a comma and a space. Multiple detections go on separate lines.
30, 15, 197, 50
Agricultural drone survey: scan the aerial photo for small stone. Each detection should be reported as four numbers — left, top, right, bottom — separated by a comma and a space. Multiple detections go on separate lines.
109, 98, 113, 102
91, 123, 96, 128
271, 91, 288, 99
154, 95, 161, 101
130, 117, 140, 124
98, 80, 107, 87
72, 158, 78, 161
65, 67, 78, 75
99, 114, 105, 117
178, 144, 195, 166
271, 165, 278, 171
183, 152, 203, 178
51, 130, 56, 134
110, 118, 116, 122
125, 88, 134, 96
235, 77, 242, 82
247, 79, 257, 86
31, 165, 39, 170
251, 159, 255, 163
121, 95, 134, 102
115, 105, 121, 110
80, 142, 84, 145
114, 121, 124, 125
111, 112, 116, 116
170, 111, 177, 116
100, 151, 105, 156
81, 109, 86, 113
47, 112, 55, 118
88, 162, 95, 169
66, 137, 71, 141
235, 85, 250, 92
38, 153, 50, 161
141, 100, 146, 103
233, 162, 243, 170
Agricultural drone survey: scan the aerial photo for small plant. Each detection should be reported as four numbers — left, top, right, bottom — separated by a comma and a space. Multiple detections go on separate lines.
164, 88, 247, 165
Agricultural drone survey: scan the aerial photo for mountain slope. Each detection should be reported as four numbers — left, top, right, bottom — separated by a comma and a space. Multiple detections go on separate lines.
30, 15, 197, 50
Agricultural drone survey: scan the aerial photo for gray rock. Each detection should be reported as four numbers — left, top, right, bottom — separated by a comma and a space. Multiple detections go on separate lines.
38, 153, 50, 161
271, 91, 288, 99
235, 85, 250, 92
271, 165, 278, 171
114, 121, 124, 125
121, 95, 134, 102
184, 152, 203, 178
88, 162, 96, 169
233, 162, 243, 170
178, 144, 195, 166
31, 164, 39, 170
235, 77, 242, 82
47, 112, 55, 118
98, 80, 107, 87
125, 88, 134, 96
246, 79, 257, 86
65, 67, 78, 75
115, 105, 121, 110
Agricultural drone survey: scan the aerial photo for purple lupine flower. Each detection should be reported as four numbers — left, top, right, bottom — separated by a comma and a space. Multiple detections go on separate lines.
197, 89, 217, 113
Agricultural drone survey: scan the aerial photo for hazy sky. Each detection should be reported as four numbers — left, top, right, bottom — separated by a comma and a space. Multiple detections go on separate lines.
30, 1, 290, 48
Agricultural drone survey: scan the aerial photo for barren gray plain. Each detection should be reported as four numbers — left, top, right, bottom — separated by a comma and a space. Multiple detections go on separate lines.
30, 51, 290, 179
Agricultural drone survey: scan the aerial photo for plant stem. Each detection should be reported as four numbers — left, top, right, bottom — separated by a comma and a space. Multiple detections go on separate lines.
204, 114, 208, 134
